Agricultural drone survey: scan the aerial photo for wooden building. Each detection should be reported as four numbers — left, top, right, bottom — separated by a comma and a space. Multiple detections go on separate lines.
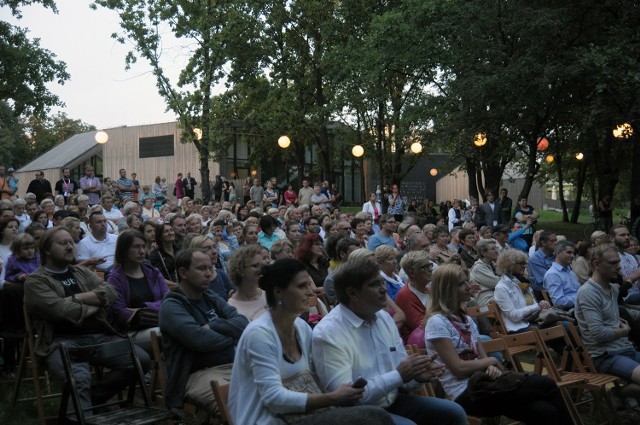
14, 121, 219, 200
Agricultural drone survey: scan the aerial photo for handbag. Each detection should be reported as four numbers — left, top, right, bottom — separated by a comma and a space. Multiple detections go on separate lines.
524, 307, 575, 327
467, 370, 529, 401
129, 307, 159, 330
278, 371, 335, 424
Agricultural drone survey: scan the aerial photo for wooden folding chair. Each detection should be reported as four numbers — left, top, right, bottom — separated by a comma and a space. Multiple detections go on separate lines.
497, 328, 541, 373
10, 306, 61, 425
57, 336, 175, 425
465, 302, 508, 337
533, 325, 618, 425
211, 380, 233, 425
149, 331, 199, 417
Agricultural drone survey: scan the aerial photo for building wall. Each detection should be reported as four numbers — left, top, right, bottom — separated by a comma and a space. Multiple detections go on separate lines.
13, 121, 220, 200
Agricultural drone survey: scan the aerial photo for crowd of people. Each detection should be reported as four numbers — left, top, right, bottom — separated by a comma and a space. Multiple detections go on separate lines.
1, 165, 639, 424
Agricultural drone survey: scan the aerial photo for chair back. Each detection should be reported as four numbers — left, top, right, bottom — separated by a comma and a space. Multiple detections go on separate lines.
465, 302, 507, 337
566, 323, 599, 373
533, 324, 578, 373
479, 338, 517, 371
211, 380, 234, 425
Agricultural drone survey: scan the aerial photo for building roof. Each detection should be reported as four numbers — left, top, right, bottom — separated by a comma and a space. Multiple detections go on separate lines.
18, 131, 103, 172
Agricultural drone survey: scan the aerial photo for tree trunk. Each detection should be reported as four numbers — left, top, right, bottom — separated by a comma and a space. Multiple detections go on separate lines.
519, 141, 539, 201
570, 159, 587, 223
556, 153, 569, 222
467, 158, 479, 201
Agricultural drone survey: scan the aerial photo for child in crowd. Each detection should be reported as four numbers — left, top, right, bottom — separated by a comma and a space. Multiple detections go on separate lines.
5, 233, 40, 282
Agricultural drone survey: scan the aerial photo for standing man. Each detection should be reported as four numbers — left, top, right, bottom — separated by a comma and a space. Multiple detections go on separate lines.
26, 170, 52, 203
249, 178, 264, 210
310, 184, 330, 209
182, 172, 197, 199
76, 212, 118, 271
159, 249, 248, 410
313, 256, 467, 425
24, 227, 149, 416
543, 240, 580, 310
116, 169, 135, 201
297, 179, 314, 206
498, 188, 513, 225
54, 168, 79, 205
475, 190, 501, 228
575, 243, 640, 397
0, 165, 15, 200
79, 165, 102, 206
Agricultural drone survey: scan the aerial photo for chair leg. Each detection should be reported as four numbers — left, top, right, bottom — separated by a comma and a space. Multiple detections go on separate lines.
9, 336, 28, 407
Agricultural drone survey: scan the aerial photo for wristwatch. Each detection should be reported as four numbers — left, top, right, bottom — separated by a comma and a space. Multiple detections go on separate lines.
72, 294, 80, 303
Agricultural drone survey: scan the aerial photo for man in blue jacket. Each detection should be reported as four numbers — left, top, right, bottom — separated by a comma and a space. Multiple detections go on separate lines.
159, 249, 248, 411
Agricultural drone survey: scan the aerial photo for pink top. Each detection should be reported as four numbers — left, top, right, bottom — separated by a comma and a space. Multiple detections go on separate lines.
174, 178, 184, 199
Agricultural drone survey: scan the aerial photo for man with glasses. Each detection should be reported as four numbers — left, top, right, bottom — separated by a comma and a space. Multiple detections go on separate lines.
25, 227, 149, 417
303, 216, 320, 235
369, 214, 397, 251
26, 170, 52, 203
159, 249, 248, 412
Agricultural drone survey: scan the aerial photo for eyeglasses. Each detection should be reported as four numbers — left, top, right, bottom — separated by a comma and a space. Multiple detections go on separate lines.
55, 240, 75, 247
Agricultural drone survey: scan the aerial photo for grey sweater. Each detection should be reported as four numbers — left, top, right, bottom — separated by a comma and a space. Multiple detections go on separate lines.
575, 279, 633, 359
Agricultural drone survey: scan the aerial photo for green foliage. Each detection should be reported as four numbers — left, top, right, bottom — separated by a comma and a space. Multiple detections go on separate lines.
0, 10, 69, 117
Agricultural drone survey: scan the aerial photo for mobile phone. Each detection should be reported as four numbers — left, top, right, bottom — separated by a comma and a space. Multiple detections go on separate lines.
352, 376, 367, 388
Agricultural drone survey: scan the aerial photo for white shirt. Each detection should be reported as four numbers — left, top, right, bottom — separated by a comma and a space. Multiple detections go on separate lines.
229, 313, 310, 425
103, 208, 124, 222
493, 274, 540, 333
312, 304, 418, 407
76, 232, 118, 271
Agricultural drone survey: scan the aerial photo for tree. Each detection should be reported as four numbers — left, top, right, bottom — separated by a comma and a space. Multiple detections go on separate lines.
0, 1, 69, 117
24, 112, 95, 163
92, 0, 238, 199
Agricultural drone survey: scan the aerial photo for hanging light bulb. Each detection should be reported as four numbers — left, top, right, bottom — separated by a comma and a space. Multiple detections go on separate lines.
95, 131, 109, 144
352, 145, 364, 157
278, 135, 291, 148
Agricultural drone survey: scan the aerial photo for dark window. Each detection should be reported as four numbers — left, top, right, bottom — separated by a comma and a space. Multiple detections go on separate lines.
139, 135, 174, 158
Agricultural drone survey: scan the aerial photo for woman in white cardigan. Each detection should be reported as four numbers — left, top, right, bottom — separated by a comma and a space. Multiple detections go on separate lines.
493, 249, 550, 333
229, 258, 393, 425
362, 192, 382, 224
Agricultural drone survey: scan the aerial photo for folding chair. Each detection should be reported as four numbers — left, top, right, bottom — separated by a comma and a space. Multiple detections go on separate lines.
465, 302, 507, 337
211, 380, 233, 425
404, 344, 437, 397
533, 325, 618, 425
495, 327, 541, 373
58, 336, 175, 425
149, 330, 199, 417
540, 288, 553, 305
10, 306, 61, 425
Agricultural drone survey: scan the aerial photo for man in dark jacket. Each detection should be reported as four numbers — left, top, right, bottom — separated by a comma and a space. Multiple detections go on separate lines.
159, 249, 248, 411
26, 170, 53, 203
182, 172, 197, 199
24, 227, 149, 417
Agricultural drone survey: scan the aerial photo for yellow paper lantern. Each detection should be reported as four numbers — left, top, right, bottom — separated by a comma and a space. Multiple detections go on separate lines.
473, 133, 487, 147
410, 142, 422, 154
545, 155, 554, 163
193, 128, 203, 140
251, 170, 257, 176
95, 131, 109, 144
352, 145, 364, 157
429, 168, 438, 176
278, 135, 291, 148
575, 152, 584, 160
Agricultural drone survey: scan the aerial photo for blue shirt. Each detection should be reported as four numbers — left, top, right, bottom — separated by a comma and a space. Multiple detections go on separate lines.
543, 262, 580, 309
258, 231, 280, 251
508, 228, 527, 252
368, 232, 396, 251
528, 249, 555, 292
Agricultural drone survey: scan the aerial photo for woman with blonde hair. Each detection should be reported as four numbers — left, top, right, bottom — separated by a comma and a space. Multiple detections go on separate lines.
227, 245, 269, 321
493, 250, 550, 333
425, 263, 571, 423
375, 245, 404, 300
395, 251, 432, 345
185, 213, 204, 234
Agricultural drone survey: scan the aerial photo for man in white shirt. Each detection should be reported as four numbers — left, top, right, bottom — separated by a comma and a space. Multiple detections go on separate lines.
101, 195, 124, 223
76, 212, 118, 271
312, 256, 467, 425
297, 179, 314, 206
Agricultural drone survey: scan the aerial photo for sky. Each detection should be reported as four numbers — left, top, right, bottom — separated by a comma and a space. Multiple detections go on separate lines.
5, 1, 180, 129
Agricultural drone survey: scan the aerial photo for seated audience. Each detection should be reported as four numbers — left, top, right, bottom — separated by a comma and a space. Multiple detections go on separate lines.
312, 256, 467, 425
227, 245, 269, 321
149, 222, 179, 287
543, 240, 580, 310
395, 251, 432, 345
187, 235, 235, 300
229, 258, 394, 425
469, 239, 500, 305
107, 230, 169, 353
425, 263, 571, 423
159, 249, 248, 411
376, 245, 404, 300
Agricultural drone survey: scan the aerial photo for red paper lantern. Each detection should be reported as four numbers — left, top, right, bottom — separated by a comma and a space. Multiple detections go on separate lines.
537, 137, 549, 151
